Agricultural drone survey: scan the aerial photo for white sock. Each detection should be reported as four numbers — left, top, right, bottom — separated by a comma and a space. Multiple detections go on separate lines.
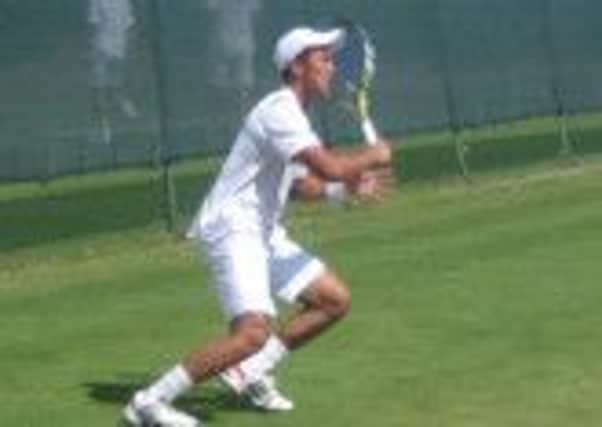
239, 335, 289, 381
144, 364, 194, 403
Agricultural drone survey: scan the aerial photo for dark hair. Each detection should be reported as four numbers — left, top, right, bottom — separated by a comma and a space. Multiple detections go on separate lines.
280, 49, 312, 83
281, 67, 293, 83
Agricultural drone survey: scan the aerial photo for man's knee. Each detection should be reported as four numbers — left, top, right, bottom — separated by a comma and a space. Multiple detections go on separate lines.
230, 313, 271, 356
327, 279, 351, 320
302, 271, 351, 320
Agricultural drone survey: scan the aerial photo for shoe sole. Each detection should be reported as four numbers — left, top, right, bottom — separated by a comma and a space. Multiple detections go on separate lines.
122, 403, 202, 427
122, 405, 143, 426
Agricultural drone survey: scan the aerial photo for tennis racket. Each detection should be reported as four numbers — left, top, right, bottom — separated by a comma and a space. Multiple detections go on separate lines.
334, 20, 380, 145
333, 21, 396, 199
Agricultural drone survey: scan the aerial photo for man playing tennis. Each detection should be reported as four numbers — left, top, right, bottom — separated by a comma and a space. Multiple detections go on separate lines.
124, 26, 392, 426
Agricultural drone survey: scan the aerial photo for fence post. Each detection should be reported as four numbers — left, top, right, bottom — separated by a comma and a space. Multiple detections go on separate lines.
148, 0, 177, 232
433, 0, 469, 179
541, 0, 577, 159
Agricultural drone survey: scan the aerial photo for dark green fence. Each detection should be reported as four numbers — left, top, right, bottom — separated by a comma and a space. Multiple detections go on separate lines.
1, 1, 601, 223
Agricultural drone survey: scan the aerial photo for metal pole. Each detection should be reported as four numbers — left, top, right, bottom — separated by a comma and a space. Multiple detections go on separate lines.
148, 0, 177, 231
433, 0, 469, 178
541, 0, 575, 158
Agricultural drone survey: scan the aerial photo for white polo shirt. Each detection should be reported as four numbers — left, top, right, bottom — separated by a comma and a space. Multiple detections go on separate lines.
190, 87, 321, 242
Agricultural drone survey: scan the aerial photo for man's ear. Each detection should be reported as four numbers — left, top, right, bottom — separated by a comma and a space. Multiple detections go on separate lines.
288, 57, 304, 80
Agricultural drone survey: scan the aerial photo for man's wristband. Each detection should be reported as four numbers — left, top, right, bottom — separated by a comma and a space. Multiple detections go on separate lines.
324, 182, 348, 202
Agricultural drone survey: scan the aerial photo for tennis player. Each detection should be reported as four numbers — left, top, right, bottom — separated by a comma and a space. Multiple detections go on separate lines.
124, 26, 392, 426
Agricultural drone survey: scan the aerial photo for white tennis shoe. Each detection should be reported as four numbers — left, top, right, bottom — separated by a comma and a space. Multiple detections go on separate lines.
123, 391, 201, 427
220, 368, 294, 412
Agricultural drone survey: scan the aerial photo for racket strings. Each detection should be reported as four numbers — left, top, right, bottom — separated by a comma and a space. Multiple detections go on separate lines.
336, 32, 374, 119
328, 23, 378, 142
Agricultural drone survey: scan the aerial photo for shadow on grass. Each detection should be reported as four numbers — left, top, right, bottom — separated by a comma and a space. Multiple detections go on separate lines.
84, 377, 256, 422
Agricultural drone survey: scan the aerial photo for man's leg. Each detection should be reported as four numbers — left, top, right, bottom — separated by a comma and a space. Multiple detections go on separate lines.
280, 270, 351, 350
220, 270, 350, 410
220, 230, 350, 410
183, 313, 271, 382
124, 312, 271, 426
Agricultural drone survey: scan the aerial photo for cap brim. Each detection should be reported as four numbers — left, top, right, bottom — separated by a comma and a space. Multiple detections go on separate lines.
314, 28, 345, 50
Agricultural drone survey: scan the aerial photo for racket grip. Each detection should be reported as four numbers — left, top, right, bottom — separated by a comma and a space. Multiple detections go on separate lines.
361, 118, 379, 145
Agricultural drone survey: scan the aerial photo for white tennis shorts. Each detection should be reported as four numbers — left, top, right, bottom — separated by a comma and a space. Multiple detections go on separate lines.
199, 229, 325, 320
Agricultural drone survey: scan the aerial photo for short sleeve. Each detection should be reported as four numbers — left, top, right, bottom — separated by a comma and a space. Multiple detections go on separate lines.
260, 95, 321, 162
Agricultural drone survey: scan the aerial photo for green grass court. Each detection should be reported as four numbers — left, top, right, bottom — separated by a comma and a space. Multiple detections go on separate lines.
2, 2, 602, 424
2, 146, 602, 425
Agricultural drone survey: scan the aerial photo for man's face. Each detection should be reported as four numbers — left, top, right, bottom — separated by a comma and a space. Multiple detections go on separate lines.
291, 46, 335, 98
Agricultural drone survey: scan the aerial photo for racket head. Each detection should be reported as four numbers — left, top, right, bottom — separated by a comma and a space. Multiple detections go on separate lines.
333, 20, 376, 93
312, 18, 379, 144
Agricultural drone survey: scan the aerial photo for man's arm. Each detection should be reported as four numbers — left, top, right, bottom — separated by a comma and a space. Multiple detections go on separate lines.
291, 163, 395, 202
293, 141, 391, 182
291, 172, 327, 201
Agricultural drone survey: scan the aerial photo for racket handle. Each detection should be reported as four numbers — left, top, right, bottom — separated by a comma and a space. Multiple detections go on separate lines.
361, 118, 379, 145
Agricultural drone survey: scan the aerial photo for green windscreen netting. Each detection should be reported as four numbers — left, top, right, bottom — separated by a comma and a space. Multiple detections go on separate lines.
1, 0, 602, 183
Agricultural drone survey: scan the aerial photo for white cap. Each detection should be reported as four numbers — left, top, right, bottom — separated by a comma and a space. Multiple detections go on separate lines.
273, 27, 344, 72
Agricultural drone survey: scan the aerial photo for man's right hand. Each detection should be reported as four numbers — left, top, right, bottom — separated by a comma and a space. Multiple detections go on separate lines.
370, 140, 392, 166
294, 139, 393, 183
